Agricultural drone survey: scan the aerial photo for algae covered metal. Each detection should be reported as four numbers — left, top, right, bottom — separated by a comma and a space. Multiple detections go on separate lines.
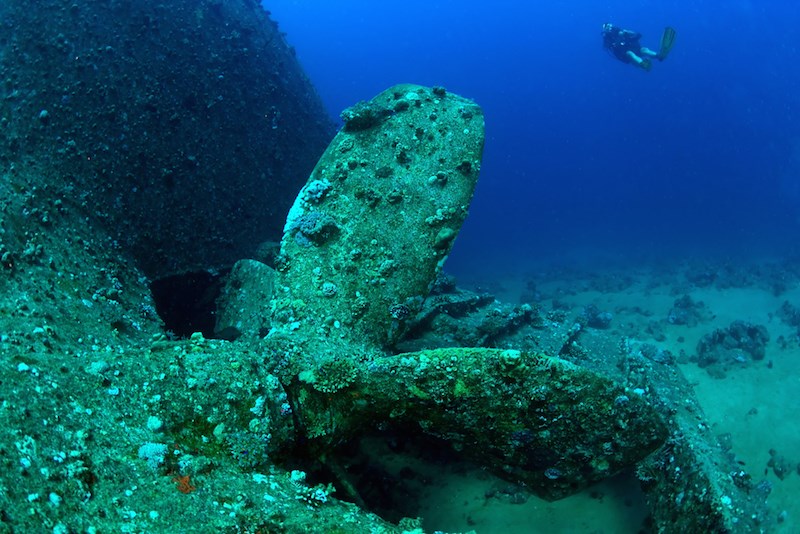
283, 346, 667, 501
273, 84, 484, 350
224, 83, 668, 501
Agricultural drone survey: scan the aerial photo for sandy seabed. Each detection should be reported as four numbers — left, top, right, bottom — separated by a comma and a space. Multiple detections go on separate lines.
410, 255, 800, 533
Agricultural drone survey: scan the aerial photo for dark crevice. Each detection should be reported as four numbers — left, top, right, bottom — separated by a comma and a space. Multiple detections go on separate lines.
149, 270, 228, 339
286, 423, 466, 527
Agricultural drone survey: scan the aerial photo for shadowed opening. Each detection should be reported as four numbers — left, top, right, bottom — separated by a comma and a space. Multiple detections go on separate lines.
150, 270, 228, 339
289, 423, 649, 532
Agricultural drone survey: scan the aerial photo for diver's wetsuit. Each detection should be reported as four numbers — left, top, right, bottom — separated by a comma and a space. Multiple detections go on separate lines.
602, 26, 642, 64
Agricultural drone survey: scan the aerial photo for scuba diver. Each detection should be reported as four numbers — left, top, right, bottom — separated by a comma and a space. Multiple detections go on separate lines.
602, 24, 676, 71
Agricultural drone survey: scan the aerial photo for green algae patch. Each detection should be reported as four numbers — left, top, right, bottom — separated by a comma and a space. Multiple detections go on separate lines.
408, 384, 431, 400
452, 378, 470, 398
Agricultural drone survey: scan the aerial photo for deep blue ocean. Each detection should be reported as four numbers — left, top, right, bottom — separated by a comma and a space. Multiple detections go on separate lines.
266, 1, 800, 276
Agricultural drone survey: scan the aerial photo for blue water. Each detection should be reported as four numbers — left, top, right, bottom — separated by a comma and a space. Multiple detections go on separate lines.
266, 1, 800, 275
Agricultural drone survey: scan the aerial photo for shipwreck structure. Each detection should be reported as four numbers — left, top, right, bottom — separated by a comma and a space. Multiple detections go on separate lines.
0, 1, 772, 532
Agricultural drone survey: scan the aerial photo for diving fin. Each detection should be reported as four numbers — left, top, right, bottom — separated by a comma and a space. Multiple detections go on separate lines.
656, 26, 676, 60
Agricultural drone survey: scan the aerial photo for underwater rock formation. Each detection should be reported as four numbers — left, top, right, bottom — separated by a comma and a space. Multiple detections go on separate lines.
0, 0, 334, 278
667, 293, 712, 327
580, 303, 614, 329
695, 320, 770, 376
